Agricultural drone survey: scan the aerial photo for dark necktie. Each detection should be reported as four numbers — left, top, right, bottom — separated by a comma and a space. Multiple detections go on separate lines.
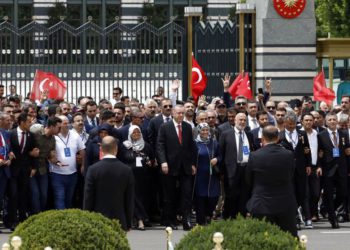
20, 131, 25, 153
332, 131, 338, 147
91, 119, 96, 127
178, 124, 182, 144
238, 131, 243, 162
166, 117, 170, 123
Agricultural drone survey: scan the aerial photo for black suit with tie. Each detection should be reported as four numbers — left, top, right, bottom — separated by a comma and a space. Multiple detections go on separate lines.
84, 117, 99, 134
157, 120, 197, 226
8, 128, 37, 225
318, 129, 349, 224
219, 127, 254, 218
246, 143, 297, 237
84, 157, 135, 231
279, 129, 312, 220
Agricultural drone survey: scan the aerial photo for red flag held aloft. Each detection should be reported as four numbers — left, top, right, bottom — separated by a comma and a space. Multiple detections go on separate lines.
191, 55, 207, 103
228, 72, 244, 99
313, 69, 335, 105
235, 73, 253, 100
30, 70, 67, 101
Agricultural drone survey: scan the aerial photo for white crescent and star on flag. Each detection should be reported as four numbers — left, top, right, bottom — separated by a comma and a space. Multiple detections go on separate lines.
192, 67, 202, 85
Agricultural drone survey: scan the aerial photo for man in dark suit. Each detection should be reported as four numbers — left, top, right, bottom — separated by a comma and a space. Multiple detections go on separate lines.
279, 111, 312, 228
8, 113, 39, 228
217, 107, 237, 140
219, 112, 254, 219
250, 111, 269, 150
318, 112, 350, 228
157, 105, 197, 230
147, 98, 173, 153
84, 101, 99, 133
246, 125, 297, 237
84, 136, 135, 231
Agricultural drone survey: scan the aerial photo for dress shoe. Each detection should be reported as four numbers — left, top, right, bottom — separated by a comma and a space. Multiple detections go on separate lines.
182, 221, 193, 231
166, 223, 178, 230
330, 220, 339, 229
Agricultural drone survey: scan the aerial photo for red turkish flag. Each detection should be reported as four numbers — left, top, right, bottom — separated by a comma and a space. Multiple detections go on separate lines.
235, 73, 253, 100
228, 72, 244, 99
313, 69, 335, 105
30, 70, 67, 101
191, 55, 207, 103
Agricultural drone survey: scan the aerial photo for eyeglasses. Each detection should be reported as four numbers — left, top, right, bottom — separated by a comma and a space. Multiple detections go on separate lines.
236, 102, 246, 106
267, 106, 276, 110
163, 105, 173, 108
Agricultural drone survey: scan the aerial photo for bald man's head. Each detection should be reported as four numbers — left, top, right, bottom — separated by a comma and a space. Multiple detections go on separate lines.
101, 136, 118, 155
262, 125, 279, 143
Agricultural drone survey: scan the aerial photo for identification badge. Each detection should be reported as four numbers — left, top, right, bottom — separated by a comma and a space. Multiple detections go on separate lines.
243, 146, 250, 155
0, 146, 5, 156
333, 148, 340, 158
136, 157, 143, 167
64, 147, 71, 157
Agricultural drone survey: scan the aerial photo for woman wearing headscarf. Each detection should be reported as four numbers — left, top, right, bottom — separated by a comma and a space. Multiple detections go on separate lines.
120, 125, 154, 230
193, 122, 221, 225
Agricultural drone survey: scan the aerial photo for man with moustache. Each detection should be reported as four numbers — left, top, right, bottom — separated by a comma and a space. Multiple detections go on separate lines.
275, 107, 286, 132
219, 112, 254, 218
318, 112, 350, 228
217, 107, 237, 140
141, 99, 158, 143
157, 105, 197, 230
250, 111, 269, 150
183, 102, 195, 128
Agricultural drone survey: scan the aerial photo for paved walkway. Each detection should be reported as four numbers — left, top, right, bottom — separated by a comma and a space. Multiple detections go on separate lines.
1, 219, 350, 249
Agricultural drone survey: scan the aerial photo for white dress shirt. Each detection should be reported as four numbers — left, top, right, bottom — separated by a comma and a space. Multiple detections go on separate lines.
234, 127, 250, 163
285, 129, 298, 149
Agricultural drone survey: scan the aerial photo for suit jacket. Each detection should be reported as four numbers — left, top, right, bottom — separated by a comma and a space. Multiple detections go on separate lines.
157, 121, 197, 176
83, 158, 135, 230
84, 117, 100, 134
219, 128, 254, 179
246, 143, 297, 214
147, 114, 165, 153
0, 129, 11, 178
318, 129, 350, 177
250, 127, 262, 150
217, 122, 250, 141
9, 129, 36, 177
279, 129, 311, 175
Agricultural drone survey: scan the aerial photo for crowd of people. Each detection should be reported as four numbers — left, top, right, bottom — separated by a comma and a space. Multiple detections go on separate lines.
0, 77, 349, 237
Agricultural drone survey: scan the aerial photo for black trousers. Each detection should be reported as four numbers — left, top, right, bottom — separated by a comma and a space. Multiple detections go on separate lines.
161, 173, 192, 225
195, 196, 218, 225
223, 164, 248, 219
295, 170, 312, 220
253, 212, 297, 238
323, 169, 347, 222
8, 168, 31, 225
308, 171, 321, 218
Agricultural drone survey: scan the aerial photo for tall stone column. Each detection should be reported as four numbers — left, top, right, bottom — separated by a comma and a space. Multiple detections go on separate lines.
251, 0, 316, 98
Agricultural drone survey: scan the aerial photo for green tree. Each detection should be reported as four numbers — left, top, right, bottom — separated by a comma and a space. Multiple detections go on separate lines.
139, 3, 168, 27
316, 0, 350, 37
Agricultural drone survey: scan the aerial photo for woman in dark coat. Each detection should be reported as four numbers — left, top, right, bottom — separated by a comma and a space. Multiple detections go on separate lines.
120, 125, 154, 230
193, 122, 221, 225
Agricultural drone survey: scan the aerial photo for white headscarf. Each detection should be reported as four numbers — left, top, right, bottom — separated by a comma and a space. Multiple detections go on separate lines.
123, 125, 145, 151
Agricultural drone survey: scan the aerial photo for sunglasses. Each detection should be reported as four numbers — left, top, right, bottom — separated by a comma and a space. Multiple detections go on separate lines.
163, 105, 173, 108
236, 102, 246, 106
267, 106, 276, 110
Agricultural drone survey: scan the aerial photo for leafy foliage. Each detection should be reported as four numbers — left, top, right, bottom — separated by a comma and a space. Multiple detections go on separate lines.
316, 0, 350, 37
139, 3, 168, 27
175, 216, 304, 250
11, 209, 130, 250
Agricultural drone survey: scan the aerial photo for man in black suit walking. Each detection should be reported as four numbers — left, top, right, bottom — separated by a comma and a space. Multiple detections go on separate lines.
8, 113, 39, 228
84, 136, 135, 231
157, 105, 197, 230
246, 125, 297, 237
219, 112, 254, 219
318, 112, 350, 228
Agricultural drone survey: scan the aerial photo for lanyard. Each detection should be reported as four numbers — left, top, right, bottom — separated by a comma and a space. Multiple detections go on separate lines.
58, 132, 70, 148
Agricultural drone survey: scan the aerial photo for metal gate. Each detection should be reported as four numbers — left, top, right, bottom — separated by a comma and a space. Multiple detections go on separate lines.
0, 19, 185, 104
